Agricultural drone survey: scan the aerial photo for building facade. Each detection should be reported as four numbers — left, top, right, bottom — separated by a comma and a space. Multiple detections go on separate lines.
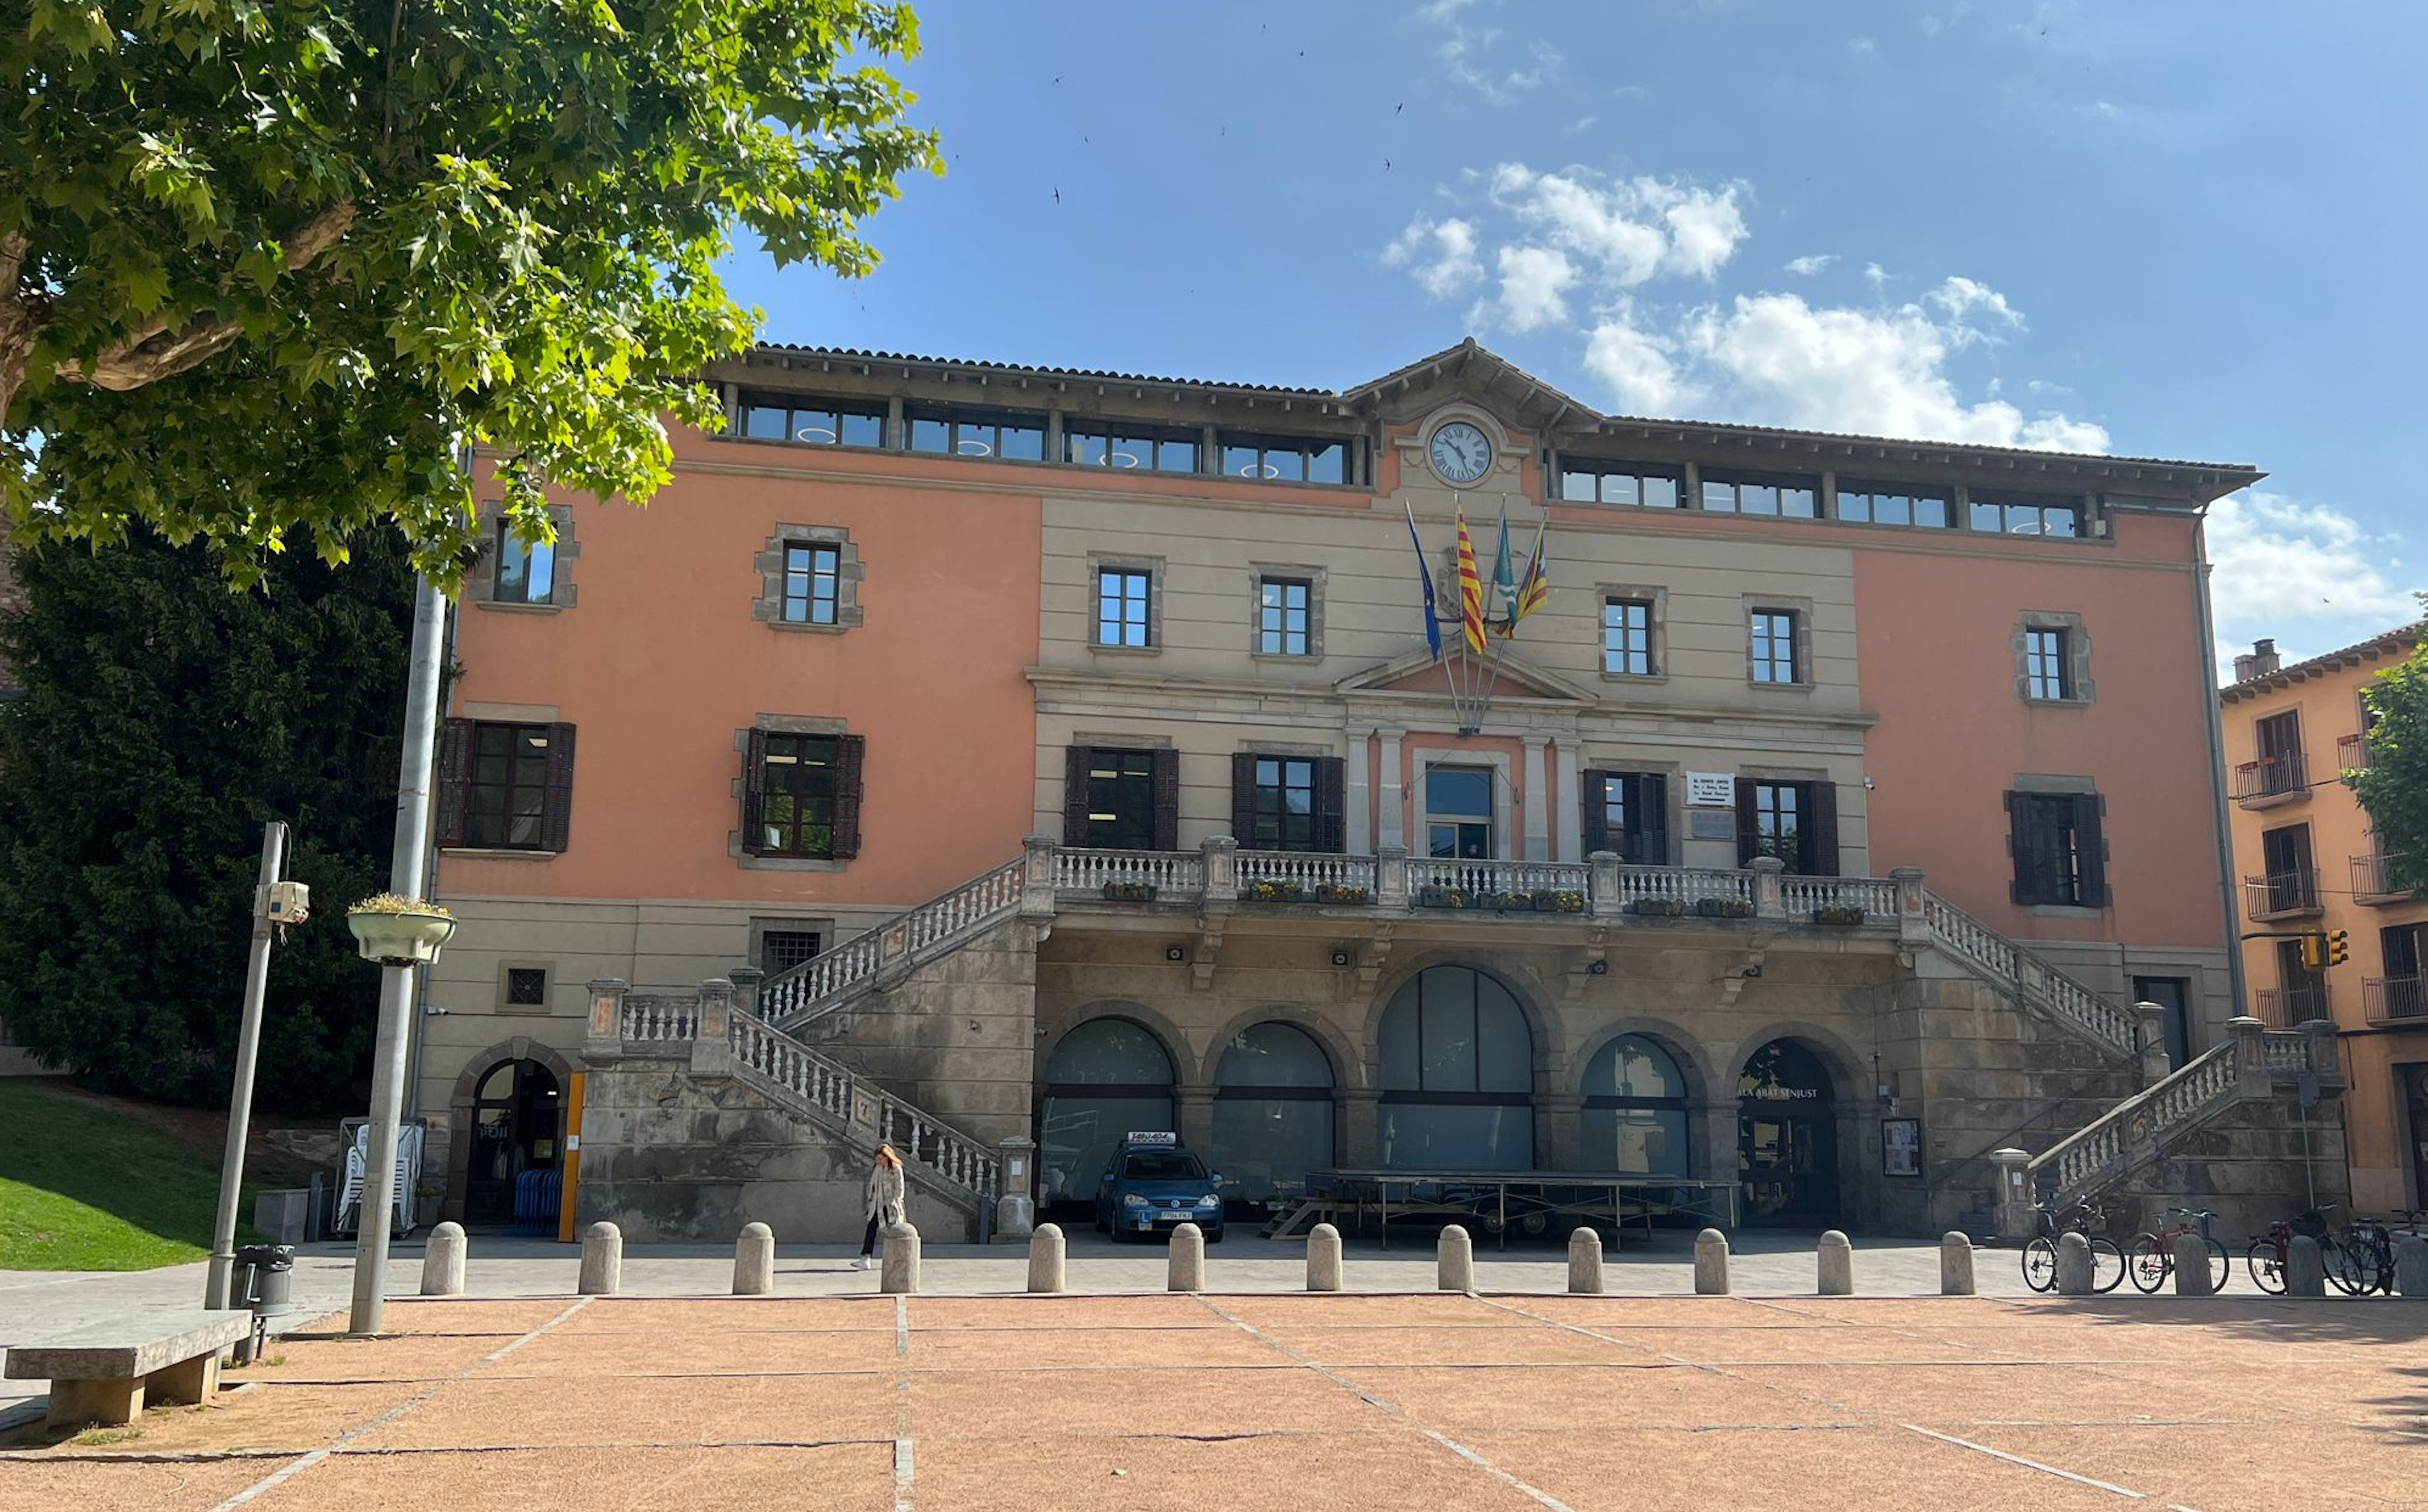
416, 339, 2310, 1239
2222, 628, 2428, 1211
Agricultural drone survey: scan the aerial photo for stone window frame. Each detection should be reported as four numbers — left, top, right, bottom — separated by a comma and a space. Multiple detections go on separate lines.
730, 713, 854, 872
1744, 594, 1816, 690
1598, 583, 1669, 684
495, 960, 556, 1016
1088, 552, 1165, 654
752, 524, 865, 633
2014, 610, 2095, 706
2009, 772, 2108, 919
1249, 563, 1326, 660
469, 502, 580, 613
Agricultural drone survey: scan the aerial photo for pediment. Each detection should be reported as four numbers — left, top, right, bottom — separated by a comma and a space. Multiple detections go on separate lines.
1336, 643, 1598, 705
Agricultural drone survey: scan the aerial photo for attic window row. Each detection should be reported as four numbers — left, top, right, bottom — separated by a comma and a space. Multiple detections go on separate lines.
1554, 455, 2084, 538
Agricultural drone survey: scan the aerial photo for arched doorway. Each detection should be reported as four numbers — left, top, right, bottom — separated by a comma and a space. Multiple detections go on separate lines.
1378, 965, 1535, 1170
1736, 1039, 1838, 1226
1040, 1018, 1175, 1210
1582, 1035, 1691, 1177
1211, 1022, 1336, 1203
465, 1058, 563, 1226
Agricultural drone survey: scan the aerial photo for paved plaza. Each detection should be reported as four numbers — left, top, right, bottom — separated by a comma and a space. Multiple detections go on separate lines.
2, 1285, 2426, 1511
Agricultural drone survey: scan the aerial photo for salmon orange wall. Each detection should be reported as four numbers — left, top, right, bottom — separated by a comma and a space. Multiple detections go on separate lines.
445, 434, 1043, 906
1854, 511, 2225, 947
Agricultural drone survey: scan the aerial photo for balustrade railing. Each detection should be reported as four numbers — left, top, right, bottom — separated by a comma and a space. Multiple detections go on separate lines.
621, 997, 700, 1043
758, 856, 1025, 1027
1782, 876, 1897, 918
1237, 851, 1378, 895
725, 1011, 999, 1203
2027, 1040, 2243, 1203
1053, 848, 1205, 896
1408, 857, 1591, 900
1612, 865, 1751, 908
1920, 893, 2136, 1056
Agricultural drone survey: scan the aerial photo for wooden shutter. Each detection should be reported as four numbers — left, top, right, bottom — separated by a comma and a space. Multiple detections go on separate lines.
1581, 769, 1611, 856
1230, 752, 1259, 847
1063, 746, 1093, 845
1150, 747, 1180, 852
435, 719, 473, 848
1735, 777, 1760, 866
539, 722, 577, 854
830, 734, 866, 860
1637, 773, 1671, 867
740, 728, 771, 857
2005, 790, 2039, 905
1314, 756, 1346, 855
2073, 792, 2108, 907
1807, 780, 1840, 877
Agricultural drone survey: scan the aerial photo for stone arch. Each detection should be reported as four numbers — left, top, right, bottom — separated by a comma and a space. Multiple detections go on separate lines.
1196, 1003, 1359, 1091
1715, 1019, 1868, 1096
1361, 949, 1565, 1078
1564, 1019, 1715, 1107
1036, 1001, 1192, 1088
442, 1038, 577, 1224
1724, 1021, 1868, 1229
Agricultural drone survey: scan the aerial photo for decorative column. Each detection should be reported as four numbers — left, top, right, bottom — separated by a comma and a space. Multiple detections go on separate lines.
729, 965, 765, 1022
1989, 1148, 2036, 1242
1554, 739, 1582, 864
691, 978, 734, 1079
1521, 734, 1551, 863
583, 978, 630, 1063
1587, 850, 1624, 922
1749, 856, 1786, 922
1890, 867, 1928, 949
1346, 728, 1374, 856
2134, 1001, 2172, 1085
1375, 844, 1411, 912
1019, 832, 1059, 920
2228, 1014, 2268, 1092
1200, 834, 1238, 904
1377, 729, 1406, 849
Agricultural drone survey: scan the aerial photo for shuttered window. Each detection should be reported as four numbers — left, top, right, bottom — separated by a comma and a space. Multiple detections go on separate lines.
1230, 753, 1346, 853
1583, 770, 1670, 866
1064, 747, 1179, 851
438, 720, 576, 853
2005, 790, 2107, 907
741, 731, 865, 860
1734, 778, 1839, 876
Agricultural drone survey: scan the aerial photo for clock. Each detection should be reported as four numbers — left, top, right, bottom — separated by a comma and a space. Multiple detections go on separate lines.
1427, 421, 1493, 486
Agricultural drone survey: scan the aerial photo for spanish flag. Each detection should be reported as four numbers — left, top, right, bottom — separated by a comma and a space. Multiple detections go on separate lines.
1454, 509, 1487, 653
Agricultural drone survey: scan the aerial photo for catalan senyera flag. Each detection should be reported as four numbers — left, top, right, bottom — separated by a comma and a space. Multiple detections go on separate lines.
1453, 508, 1487, 653
1509, 513, 1549, 630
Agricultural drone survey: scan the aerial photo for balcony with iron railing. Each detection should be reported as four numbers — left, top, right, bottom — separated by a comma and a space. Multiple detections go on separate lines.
2231, 750, 2308, 807
2243, 868, 2323, 920
2255, 981, 2333, 1028
2336, 731, 2375, 774
2363, 976, 2426, 1027
2350, 852, 2418, 906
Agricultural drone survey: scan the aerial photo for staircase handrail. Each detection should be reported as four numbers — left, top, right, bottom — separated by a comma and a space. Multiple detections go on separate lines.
727, 1010, 1001, 1207
2023, 1039, 2244, 1206
759, 856, 1025, 1031
1920, 890, 2138, 1057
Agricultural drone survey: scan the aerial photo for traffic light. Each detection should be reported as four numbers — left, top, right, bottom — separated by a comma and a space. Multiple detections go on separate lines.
2300, 932, 2325, 972
2327, 928, 2350, 967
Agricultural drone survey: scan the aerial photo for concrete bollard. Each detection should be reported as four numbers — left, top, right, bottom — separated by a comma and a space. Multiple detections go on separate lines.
2055, 1232, 2093, 1295
1168, 1222, 1206, 1292
1307, 1223, 1343, 1292
1027, 1223, 1066, 1293
577, 1221, 622, 1296
2170, 1233, 2213, 1296
880, 1222, 921, 1294
1566, 1227, 1604, 1295
733, 1222, 775, 1296
2286, 1235, 2326, 1297
1939, 1232, 1976, 1296
1694, 1229, 1730, 1295
2395, 1236, 2428, 1297
1437, 1224, 1475, 1292
1817, 1230, 1853, 1296
420, 1221, 467, 1297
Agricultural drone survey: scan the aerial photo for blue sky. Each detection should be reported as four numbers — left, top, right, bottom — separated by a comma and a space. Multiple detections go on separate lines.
721, 0, 2424, 669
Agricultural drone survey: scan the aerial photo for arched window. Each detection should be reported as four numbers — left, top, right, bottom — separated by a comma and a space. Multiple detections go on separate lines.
1581, 1035, 1691, 1178
1211, 1022, 1336, 1202
1040, 1018, 1174, 1206
466, 1059, 562, 1226
1737, 1038, 1839, 1226
1377, 966, 1534, 1170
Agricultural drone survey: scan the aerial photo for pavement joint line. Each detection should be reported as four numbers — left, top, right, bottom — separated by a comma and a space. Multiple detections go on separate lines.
1190, 1294, 1582, 1512
5, 1436, 901, 1464
199, 1294, 592, 1512
1900, 1424, 2152, 1501
892, 1293, 915, 1512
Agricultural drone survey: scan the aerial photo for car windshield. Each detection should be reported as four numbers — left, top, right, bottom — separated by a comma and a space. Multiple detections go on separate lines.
1120, 1151, 1208, 1181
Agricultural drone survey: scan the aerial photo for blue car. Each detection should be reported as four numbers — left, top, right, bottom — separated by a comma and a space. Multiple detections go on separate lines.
1095, 1133, 1225, 1242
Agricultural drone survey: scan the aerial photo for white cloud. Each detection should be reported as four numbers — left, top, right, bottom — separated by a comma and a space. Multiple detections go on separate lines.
1426, 6, 1561, 105
1486, 163, 1749, 287
1848, 36, 1878, 56
1925, 274, 2026, 347
1863, 261, 1888, 289
1783, 253, 1836, 277
2206, 490, 2419, 667
1494, 245, 1577, 332
1585, 307, 1694, 415
1383, 215, 1484, 298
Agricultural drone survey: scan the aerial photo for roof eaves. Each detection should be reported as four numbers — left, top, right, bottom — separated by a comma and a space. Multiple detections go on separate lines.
2219, 624, 2424, 702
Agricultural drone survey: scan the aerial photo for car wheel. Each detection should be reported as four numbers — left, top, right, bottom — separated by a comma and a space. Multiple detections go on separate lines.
1205, 1227, 1224, 1245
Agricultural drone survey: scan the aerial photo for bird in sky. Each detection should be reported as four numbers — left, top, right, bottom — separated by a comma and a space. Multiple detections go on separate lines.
1052, 188, 1061, 204
1395, 102, 1404, 114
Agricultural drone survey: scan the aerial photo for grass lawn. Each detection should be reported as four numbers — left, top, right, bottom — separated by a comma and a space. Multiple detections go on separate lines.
0, 1080, 313, 1271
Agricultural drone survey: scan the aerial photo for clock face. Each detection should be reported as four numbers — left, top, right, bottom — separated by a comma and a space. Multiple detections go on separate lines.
1428, 421, 1493, 485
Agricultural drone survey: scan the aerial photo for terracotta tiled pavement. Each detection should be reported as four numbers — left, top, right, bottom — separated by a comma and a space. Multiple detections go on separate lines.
3, 1292, 2424, 1511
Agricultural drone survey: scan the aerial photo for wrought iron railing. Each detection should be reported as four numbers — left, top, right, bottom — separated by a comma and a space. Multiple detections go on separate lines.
2244, 869, 2322, 918
2336, 732, 2373, 773
2351, 852, 2416, 903
2255, 983, 2331, 1028
2231, 750, 2308, 802
2363, 976, 2425, 1026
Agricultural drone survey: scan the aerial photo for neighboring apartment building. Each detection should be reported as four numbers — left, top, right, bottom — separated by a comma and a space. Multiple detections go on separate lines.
417, 338, 2317, 1240
2222, 627, 2428, 1211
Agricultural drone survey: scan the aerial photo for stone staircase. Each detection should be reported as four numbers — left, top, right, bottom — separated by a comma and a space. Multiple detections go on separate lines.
762, 856, 1026, 1038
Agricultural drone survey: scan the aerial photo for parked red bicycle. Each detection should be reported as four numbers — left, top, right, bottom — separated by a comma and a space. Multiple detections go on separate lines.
2127, 1206, 2230, 1293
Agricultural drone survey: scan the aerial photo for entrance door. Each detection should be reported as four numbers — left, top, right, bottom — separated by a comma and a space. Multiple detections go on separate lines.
1737, 1039, 1838, 1225
465, 1059, 563, 1225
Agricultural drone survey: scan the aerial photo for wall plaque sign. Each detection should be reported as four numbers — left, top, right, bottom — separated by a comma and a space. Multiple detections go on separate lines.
1685, 772, 1736, 808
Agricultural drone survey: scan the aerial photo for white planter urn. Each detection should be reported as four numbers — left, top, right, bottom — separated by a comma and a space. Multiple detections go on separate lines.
347, 907, 458, 966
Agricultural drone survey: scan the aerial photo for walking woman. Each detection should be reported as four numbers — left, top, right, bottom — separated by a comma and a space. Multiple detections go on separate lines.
854, 1144, 905, 1270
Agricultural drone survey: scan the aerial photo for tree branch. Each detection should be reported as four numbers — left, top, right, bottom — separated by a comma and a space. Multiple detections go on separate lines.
1, 233, 40, 426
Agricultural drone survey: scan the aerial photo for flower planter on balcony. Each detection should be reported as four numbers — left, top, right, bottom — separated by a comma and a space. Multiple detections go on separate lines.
1491, 890, 1535, 911
347, 897, 458, 967
1810, 904, 1866, 926
1246, 881, 1306, 904
1630, 897, 1687, 918
1417, 885, 1474, 909
1101, 882, 1158, 903
1527, 889, 1585, 914
1312, 884, 1371, 905
1694, 897, 1754, 919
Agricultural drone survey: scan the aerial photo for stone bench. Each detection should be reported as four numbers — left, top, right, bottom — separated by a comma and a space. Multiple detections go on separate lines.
3, 1311, 252, 1428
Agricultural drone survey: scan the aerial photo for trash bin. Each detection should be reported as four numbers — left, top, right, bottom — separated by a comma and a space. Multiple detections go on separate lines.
232, 1243, 296, 1363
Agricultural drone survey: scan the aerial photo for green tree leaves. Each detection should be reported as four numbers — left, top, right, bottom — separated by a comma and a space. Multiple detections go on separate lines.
2351, 601, 2428, 899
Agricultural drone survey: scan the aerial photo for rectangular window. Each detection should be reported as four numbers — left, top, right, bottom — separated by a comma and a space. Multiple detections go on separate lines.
738, 395, 886, 448
1834, 482, 1952, 527
782, 543, 841, 625
493, 519, 556, 605
1220, 433, 1350, 485
466, 723, 556, 849
1258, 577, 1312, 656
2007, 790, 2107, 907
2257, 823, 2318, 913
761, 930, 822, 976
1701, 474, 1819, 518
1750, 609, 1802, 684
1590, 771, 1670, 866
1602, 598, 1656, 676
757, 734, 839, 858
2024, 627, 2072, 700
1066, 423, 1200, 473
905, 407, 1047, 462
1557, 462, 1681, 508
1096, 568, 1153, 647
504, 967, 549, 1007
1425, 765, 1495, 860
1086, 749, 1159, 850
1251, 757, 1318, 852
1741, 781, 1807, 872
1972, 496, 2082, 538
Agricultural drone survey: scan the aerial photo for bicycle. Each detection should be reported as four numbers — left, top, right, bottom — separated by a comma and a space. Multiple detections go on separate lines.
2329, 1209, 2426, 1296
2245, 1205, 2335, 1294
2022, 1197, 2127, 1293
2127, 1206, 2230, 1293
